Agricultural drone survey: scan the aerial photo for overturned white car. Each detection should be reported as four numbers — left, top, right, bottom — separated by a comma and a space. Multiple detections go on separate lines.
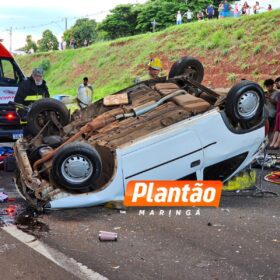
14, 57, 266, 209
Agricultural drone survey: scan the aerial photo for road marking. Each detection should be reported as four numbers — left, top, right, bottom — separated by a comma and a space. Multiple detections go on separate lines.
2, 225, 108, 280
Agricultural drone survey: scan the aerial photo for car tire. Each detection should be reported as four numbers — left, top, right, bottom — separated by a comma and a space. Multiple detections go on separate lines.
168, 56, 204, 83
26, 98, 70, 136
51, 142, 102, 191
225, 81, 265, 126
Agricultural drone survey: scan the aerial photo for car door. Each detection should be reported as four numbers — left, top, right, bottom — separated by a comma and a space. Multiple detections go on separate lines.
0, 58, 22, 104
121, 126, 204, 185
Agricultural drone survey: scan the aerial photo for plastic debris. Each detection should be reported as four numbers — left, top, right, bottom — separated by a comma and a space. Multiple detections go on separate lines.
99, 231, 118, 241
0, 192, 8, 203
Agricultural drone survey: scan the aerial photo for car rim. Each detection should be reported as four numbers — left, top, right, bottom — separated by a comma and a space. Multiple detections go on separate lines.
61, 154, 93, 183
237, 90, 260, 118
183, 67, 197, 80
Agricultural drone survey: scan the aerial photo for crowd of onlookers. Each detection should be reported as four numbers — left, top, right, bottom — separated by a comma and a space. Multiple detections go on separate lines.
264, 77, 280, 149
175, 1, 274, 24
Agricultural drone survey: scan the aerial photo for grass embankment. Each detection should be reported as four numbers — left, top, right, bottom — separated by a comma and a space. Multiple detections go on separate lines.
16, 10, 280, 100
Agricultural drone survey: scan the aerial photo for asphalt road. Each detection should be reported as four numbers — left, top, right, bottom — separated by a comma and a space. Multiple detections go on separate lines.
0, 162, 280, 279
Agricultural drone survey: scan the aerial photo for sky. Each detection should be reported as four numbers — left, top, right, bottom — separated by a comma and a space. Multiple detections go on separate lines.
0, 0, 147, 51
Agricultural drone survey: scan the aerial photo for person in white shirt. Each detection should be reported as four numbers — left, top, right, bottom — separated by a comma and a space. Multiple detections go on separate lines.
183, 9, 193, 22
176, 11, 182, 24
77, 77, 93, 109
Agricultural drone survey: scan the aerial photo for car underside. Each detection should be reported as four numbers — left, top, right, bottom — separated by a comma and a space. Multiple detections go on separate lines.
13, 57, 266, 209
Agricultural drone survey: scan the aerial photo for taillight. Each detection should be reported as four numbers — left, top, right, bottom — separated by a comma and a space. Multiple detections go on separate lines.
6, 113, 16, 120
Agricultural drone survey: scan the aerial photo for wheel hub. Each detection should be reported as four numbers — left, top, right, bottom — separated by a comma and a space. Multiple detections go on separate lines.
237, 91, 259, 118
61, 155, 93, 183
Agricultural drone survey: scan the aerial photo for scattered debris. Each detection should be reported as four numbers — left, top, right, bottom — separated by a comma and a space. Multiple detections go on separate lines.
99, 231, 118, 241
272, 239, 280, 243
119, 210, 126, 214
0, 192, 8, 203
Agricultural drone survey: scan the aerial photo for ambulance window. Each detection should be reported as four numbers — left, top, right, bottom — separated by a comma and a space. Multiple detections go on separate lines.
2, 60, 15, 79
0, 59, 18, 86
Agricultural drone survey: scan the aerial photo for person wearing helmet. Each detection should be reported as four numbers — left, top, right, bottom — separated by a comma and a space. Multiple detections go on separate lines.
134, 57, 163, 84
148, 57, 163, 79
14, 68, 49, 106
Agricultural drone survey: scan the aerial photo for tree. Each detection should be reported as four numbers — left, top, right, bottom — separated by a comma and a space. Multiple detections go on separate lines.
38, 30, 59, 52
24, 35, 38, 53
136, 0, 214, 33
99, 4, 140, 40
63, 18, 97, 48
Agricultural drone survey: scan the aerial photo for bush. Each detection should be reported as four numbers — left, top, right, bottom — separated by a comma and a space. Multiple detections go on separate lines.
39, 59, 51, 71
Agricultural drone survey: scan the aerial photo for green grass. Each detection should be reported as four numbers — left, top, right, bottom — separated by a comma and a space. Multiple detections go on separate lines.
15, 10, 280, 100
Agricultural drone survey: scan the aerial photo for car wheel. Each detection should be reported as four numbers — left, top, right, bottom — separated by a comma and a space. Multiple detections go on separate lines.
168, 56, 204, 83
26, 98, 70, 136
51, 143, 102, 191
225, 81, 265, 126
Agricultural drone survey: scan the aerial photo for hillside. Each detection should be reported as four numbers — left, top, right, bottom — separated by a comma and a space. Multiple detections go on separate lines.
16, 10, 280, 100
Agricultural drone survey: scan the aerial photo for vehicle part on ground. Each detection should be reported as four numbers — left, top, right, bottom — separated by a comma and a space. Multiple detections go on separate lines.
168, 56, 204, 83
51, 142, 102, 191
225, 80, 265, 127
26, 98, 70, 136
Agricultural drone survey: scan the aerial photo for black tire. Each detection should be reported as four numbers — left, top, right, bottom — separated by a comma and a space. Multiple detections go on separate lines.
51, 142, 102, 191
26, 98, 70, 136
225, 81, 265, 125
168, 56, 204, 83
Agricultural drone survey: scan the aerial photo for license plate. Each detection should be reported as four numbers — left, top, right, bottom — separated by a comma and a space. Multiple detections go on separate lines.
12, 133, 23, 140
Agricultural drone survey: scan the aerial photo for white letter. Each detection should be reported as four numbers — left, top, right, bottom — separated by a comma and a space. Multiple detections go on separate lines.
195, 209, 201, 216
149, 210, 155, 216
203, 188, 216, 203
176, 210, 181, 216
182, 185, 190, 202
186, 210, 191, 216
139, 210, 145, 215
167, 187, 181, 202
132, 182, 147, 202
159, 210, 165, 216
190, 187, 203, 202
154, 187, 168, 203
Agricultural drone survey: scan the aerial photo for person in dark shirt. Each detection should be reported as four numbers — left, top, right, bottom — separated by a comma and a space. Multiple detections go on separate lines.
14, 68, 49, 105
206, 4, 215, 19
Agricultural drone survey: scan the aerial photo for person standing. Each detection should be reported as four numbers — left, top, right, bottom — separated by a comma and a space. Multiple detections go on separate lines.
223, 0, 231, 18
206, 4, 215, 19
253, 1, 260, 14
176, 11, 182, 25
183, 9, 193, 23
77, 77, 94, 109
218, 3, 224, 18
233, 2, 239, 17
197, 10, 204, 20
264, 79, 280, 130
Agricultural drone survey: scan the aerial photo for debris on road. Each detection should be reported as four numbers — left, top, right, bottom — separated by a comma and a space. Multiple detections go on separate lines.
0, 192, 8, 202
99, 231, 118, 241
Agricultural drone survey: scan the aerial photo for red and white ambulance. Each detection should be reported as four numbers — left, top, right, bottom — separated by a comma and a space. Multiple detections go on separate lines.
0, 43, 25, 140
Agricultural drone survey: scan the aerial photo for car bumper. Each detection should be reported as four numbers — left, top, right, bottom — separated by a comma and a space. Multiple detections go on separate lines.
0, 128, 23, 140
